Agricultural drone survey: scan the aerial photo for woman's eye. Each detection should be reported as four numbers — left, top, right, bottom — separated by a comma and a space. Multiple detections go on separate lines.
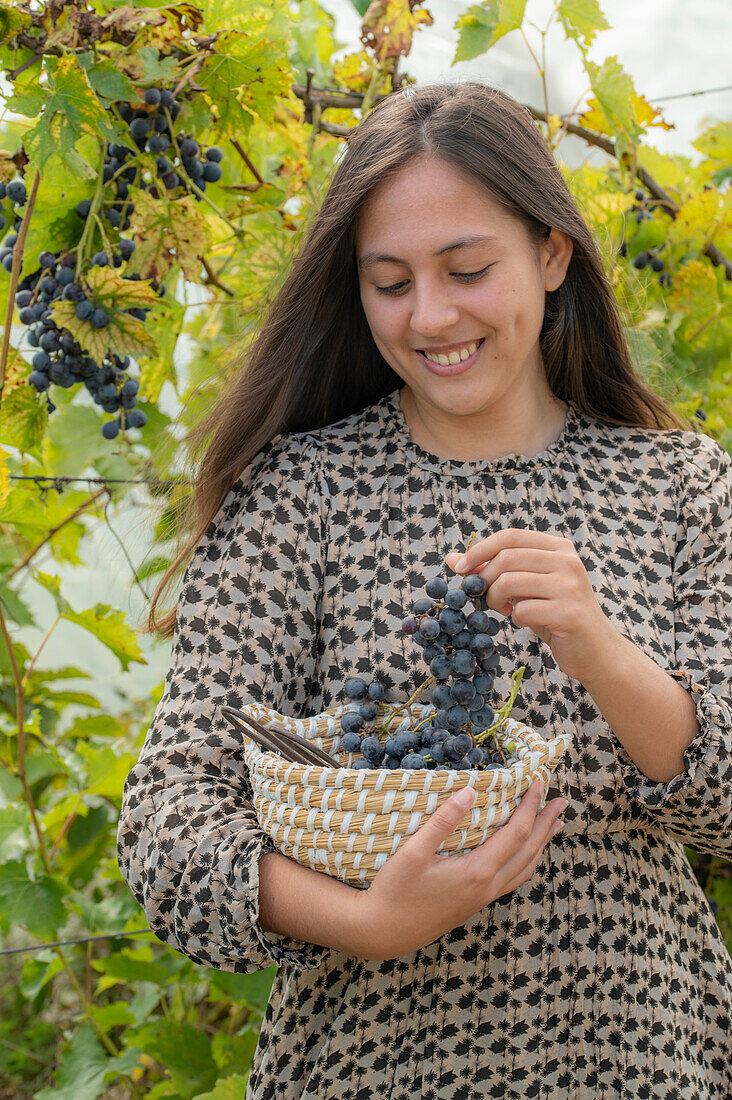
375, 266, 491, 296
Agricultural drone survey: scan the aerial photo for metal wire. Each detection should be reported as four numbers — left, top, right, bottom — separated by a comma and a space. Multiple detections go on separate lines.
0, 928, 155, 958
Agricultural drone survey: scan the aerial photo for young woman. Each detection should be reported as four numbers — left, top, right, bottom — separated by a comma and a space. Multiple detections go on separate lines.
118, 82, 732, 1098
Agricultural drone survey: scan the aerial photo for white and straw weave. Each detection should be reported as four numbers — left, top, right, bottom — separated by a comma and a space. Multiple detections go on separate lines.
240, 701, 571, 887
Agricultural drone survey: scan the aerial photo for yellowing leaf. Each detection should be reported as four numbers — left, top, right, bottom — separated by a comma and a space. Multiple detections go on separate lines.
361, 0, 434, 60
18, 54, 121, 170
667, 189, 732, 252
693, 119, 732, 169
331, 49, 376, 92
50, 266, 158, 362
557, 0, 609, 52
126, 188, 209, 282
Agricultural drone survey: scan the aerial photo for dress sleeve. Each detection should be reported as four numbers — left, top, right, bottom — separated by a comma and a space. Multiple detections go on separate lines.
116, 431, 330, 972
615, 432, 732, 859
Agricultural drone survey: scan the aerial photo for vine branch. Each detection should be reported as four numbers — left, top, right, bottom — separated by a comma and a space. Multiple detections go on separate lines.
289, 83, 732, 281
0, 166, 41, 402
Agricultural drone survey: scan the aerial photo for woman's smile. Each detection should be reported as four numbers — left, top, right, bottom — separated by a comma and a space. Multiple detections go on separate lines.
416, 337, 485, 375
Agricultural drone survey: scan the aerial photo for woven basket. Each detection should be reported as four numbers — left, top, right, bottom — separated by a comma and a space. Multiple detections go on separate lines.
239, 700, 571, 887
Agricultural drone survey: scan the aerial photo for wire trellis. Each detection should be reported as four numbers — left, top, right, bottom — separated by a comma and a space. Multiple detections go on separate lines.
0, 928, 156, 959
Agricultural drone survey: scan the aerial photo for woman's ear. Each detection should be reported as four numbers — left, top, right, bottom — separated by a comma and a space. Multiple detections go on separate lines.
542, 229, 573, 292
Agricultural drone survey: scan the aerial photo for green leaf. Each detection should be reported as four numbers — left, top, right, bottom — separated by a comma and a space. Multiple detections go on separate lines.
76, 53, 138, 103
132, 1019, 218, 1097
207, 966, 276, 1013
20, 952, 65, 1000
34, 1022, 141, 1100
92, 949, 172, 989
0, 861, 69, 939
33, 575, 147, 671
452, 0, 525, 64
193, 1076, 250, 1100
557, 0, 609, 52
585, 56, 642, 144
20, 142, 97, 274
0, 804, 31, 864
138, 291, 186, 402
16, 54, 122, 171
76, 743, 140, 800
121, 45, 180, 85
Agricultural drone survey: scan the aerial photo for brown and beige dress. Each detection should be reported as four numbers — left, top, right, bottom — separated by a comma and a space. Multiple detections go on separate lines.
118, 389, 732, 1099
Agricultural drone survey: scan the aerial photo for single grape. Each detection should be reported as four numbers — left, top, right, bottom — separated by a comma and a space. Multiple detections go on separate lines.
466, 609, 490, 633
130, 117, 151, 140
351, 758, 371, 770
468, 693, 484, 713
7, 180, 26, 204
479, 651, 500, 671
470, 633, 494, 655
367, 680, 388, 702
102, 419, 120, 440
91, 308, 110, 329
418, 616, 440, 640
340, 711, 363, 734
202, 161, 222, 183
450, 680, 475, 705
344, 677, 367, 700
401, 615, 418, 634
28, 370, 50, 391
340, 731, 361, 753
430, 653, 453, 680
632, 251, 650, 270
452, 629, 472, 649
125, 409, 147, 429
650, 257, 664, 272
360, 735, 383, 765
92, 251, 109, 267
18, 307, 35, 324
15, 289, 31, 308
144, 88, 162, 106
452, 649, 475, 677
205, 146, 224, 163
1, 254, 13, 272
438, 607, 466, 635
473, 670, 494, 695
446, 705, 470, 730
359, 699, 378, 721
431, 683, 452, 709
445, 588, 469, 609
423, 644, 443, 663
463, 573, 487, 598
473, 705, 495, 730
401, 754, 428, 770
75, 300, 94, 321
413, 597, 434, 616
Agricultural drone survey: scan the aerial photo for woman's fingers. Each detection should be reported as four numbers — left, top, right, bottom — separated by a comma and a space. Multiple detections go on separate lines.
403, 786, 477, 867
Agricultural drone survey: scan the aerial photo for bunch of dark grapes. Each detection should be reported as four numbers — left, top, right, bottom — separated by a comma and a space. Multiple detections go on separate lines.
2, 83, 224, 437
15, 247, 145, 435
625, 188, 672, 289
339, 571, 514, 772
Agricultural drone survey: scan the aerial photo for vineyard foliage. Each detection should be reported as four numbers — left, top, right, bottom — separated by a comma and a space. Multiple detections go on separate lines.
0, 0, 730, 1094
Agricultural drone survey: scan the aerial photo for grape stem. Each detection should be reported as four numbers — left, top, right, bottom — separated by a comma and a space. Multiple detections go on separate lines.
474, 666, 525, 746
76, 140, 108, 269
381, 674, 435, 734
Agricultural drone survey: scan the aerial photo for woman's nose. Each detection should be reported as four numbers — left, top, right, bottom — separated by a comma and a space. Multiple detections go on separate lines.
410, 282, 461, 337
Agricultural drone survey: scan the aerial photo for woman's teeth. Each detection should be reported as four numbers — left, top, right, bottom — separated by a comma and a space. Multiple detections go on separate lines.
423, 340, 481, 366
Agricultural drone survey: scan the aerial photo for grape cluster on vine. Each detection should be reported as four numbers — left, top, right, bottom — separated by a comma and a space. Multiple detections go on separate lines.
338, 569, 519, 772
2, 83, 224, 438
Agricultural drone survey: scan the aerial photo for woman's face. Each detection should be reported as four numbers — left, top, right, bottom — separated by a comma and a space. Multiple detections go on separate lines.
355, 155, 573, 432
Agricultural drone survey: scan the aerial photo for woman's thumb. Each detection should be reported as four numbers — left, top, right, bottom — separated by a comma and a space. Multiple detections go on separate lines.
405, 787, 476, 862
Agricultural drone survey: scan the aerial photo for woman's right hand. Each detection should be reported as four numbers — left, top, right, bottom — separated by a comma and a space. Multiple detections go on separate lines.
350, 781, 567, 961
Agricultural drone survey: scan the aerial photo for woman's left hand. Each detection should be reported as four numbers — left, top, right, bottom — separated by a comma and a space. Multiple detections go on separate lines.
446, 529, 620, 686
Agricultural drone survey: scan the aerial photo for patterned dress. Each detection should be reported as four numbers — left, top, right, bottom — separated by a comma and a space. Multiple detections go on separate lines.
118, 388, 732, 1099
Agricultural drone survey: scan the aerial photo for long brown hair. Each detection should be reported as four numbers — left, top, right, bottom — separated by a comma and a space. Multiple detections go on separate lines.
149, 80, 688, 636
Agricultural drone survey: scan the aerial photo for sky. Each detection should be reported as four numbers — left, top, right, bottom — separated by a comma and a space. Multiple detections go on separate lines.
319, 0, 732, 165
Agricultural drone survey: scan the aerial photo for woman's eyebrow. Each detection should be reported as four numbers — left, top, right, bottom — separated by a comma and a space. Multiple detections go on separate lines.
357, 234, 499, 271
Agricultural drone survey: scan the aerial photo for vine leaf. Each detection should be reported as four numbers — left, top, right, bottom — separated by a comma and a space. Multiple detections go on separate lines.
9, 54, 123, 170
452, 0, 524, 64
127, 188, 209, 282
0, 349, 47, 454
198, 31, 291, 137
76, 52, 138, 104
51, 267, 158, 363
34, 573, 147, 670
0, 860, 69, 939
34, 1022, 141, 1100
557, 0, 609, 53
362, 0, 434, 61
117, 44, 180, 84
